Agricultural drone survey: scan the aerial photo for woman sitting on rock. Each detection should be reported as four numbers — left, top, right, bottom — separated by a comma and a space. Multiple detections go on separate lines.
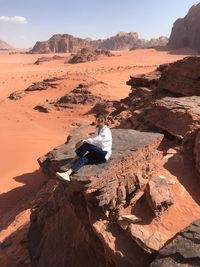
56, 113, 112, 181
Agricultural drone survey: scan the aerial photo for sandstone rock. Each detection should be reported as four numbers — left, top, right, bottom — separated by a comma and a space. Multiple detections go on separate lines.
34, 104, 50, 113
68, 48, 98, 64
29, 127, 163, 267
127, 71, 161, 90
194, 130, 200, 174
142, 96, 200, 139
38, 128, 163, 209
8, 90, 25, 100
31, 34, 92, 54
168, 3, 200, 51
68, 48, 112, 64
55, 84, 101, 107
89, 100, 118, 116
25, 77, 63, 92
30, 32, 168, 54
151, 220, 200, 267
145, 176, 174, 216
158, 57, 200, 96
128, 224, 168, 253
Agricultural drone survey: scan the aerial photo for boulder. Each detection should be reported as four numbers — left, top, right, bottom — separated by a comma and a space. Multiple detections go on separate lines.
145, 176, 174, 216
151, 220, 200, 267
34, 104, 50, 113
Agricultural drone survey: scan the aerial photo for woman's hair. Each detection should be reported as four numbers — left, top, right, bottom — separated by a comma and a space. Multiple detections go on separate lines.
95, 113, 108, 126
96, 112, 106, 120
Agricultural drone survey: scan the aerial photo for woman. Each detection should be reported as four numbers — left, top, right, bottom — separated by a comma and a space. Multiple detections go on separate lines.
56, 113, 112, 181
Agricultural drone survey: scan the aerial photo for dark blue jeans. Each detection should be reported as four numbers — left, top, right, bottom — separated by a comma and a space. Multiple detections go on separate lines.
71, 143, 107, 173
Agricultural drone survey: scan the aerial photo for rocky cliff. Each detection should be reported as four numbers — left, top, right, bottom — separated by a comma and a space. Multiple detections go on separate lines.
30, 32, 168, 53
168, 3, 200, 51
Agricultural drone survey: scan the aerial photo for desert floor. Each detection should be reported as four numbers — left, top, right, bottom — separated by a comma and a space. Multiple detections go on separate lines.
0, 48, 200, 265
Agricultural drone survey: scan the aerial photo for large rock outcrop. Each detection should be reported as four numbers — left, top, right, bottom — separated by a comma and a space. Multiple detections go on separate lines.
151, 220, 200, 267
30, 32, 168, 54
28, 127, 168, 267
31, 34, 92, 54
157, 57, 200, 96
109, 56, 200, 176
168, 3, 200, 52
68, 48, 113, 64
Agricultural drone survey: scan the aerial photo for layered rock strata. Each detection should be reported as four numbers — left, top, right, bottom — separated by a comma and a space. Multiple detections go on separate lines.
28, 127, 167, 267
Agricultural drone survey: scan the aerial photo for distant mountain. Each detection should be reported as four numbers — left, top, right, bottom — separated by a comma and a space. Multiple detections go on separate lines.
168, 3, 200, 52
30, 32, 168, 54
0, 40, 13, 50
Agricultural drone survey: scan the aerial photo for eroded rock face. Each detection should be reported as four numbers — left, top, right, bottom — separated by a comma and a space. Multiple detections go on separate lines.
28, 127, 164, 267
31, 34, 92, 54
168, 3, 200, 51
127, 71, 161, 90
30, 32, 168, 54
158, 57, 200, 96
151, 220, 200, 267
141, 96, 200, 139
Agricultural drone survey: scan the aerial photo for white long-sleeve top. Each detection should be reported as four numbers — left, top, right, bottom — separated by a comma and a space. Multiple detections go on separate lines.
83, 125, 112, 160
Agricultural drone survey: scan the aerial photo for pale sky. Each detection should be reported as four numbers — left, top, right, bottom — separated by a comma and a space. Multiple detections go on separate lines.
0, 0, 199, 48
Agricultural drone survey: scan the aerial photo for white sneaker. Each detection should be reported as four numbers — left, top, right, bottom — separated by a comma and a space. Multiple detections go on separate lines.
56, 171, 71, 181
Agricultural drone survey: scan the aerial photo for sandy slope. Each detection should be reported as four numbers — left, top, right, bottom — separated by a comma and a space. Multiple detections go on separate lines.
0, 48, 199, 266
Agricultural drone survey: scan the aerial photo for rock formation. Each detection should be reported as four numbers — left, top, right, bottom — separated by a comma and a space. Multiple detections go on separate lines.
68, 48, 113, 64
151, 220, 200, 267
8, 77, 64, 101
25, 77, 63, 92
55, 83, 102, 107
30, 32, 168, 54
31, 34, 92, 53
168, 3, 200, 52
0, 40, 13, 50
28, 127, 168, 266
109, 56, 200, 177
157, 57, 200, 96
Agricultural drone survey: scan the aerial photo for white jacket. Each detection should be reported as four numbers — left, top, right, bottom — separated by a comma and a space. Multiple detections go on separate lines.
83, 125, 112, 160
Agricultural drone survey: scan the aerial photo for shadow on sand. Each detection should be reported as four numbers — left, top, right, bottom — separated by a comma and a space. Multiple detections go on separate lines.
0, 169, 45, 231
